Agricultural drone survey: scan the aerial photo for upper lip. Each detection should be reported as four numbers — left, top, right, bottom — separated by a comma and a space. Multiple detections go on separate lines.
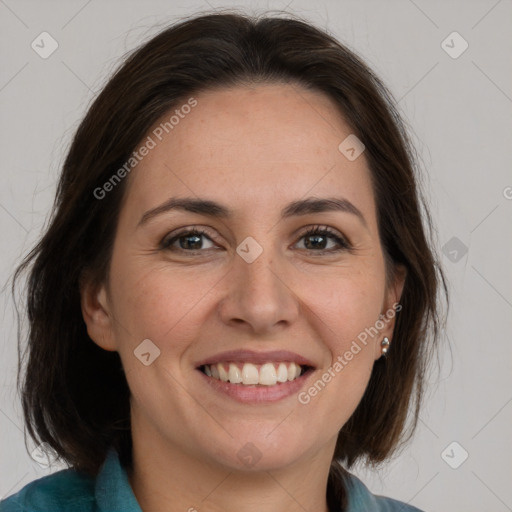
195, 349, 315, 368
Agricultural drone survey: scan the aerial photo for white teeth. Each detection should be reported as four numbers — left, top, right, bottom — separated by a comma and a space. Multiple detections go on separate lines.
218, 364, 229, 382
287, 362, 299, 381
228, 364, 243, 383
276, 363, 288, 383
203, 362, 304, 385
259, 363, 277, 386
242, 363, 259, 385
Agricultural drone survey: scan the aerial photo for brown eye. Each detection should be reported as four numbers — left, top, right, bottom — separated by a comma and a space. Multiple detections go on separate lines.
161, 228, 216, 252
295, 225, 351, 253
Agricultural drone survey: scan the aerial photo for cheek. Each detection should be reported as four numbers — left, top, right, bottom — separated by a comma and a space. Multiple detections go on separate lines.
311, 266, 386, 348
297, 268, 384, 419
107, 255, 224, 362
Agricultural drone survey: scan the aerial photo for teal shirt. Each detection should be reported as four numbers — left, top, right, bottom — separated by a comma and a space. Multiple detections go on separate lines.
1, 447, 424, 511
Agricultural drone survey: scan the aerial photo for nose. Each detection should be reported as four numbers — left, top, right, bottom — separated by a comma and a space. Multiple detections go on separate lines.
218, 244, 300, 335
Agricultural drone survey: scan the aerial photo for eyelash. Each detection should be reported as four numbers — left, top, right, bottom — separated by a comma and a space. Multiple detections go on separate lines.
160, 225, 351, 255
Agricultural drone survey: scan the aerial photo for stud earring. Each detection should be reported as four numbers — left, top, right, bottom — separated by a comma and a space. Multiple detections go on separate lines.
381, 337, 390, 356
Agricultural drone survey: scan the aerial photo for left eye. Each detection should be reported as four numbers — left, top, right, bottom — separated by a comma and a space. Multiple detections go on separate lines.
295, 226, 350, 252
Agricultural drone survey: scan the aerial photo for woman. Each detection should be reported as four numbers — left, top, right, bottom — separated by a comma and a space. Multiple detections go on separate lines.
2, 11, 447, 512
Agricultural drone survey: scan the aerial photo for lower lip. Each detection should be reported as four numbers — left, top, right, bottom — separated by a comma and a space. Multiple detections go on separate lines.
197, 368, 314, 403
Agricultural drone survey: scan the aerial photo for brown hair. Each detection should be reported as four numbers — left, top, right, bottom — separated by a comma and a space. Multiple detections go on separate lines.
13, 10, 447, 509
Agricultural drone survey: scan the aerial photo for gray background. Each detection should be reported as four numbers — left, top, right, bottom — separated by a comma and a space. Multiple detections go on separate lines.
1, 1, 511, 511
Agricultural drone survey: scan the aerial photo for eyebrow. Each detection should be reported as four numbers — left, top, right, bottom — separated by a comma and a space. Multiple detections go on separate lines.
138, 196, 367, 228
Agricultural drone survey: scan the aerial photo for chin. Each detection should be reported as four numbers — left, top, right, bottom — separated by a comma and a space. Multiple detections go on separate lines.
203, 429, 312, 472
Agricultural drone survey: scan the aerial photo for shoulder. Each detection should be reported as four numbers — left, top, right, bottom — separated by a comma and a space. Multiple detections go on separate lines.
343, 472, 425, 512
0, 468, 95, 512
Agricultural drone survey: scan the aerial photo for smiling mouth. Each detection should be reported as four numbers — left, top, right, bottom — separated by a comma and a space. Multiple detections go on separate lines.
198, 362, 314, 386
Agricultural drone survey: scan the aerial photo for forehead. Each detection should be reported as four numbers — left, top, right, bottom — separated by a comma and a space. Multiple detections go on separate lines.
123, 83, 375, 225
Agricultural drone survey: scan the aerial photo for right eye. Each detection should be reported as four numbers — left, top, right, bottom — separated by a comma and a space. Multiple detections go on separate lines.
160, 227, 217, 253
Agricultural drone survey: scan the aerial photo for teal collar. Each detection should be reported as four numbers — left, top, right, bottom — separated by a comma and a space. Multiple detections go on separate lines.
95, 446, 142, 511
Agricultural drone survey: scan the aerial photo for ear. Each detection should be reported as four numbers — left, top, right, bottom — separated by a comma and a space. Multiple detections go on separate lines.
80, 273, 117, 352
374, 264, 407, 360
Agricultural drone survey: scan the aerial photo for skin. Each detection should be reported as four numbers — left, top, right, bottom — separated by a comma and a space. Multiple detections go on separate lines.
82, 83, 405, 512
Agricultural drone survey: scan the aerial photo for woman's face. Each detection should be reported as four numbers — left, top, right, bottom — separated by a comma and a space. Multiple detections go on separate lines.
83, 83, 404, 472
